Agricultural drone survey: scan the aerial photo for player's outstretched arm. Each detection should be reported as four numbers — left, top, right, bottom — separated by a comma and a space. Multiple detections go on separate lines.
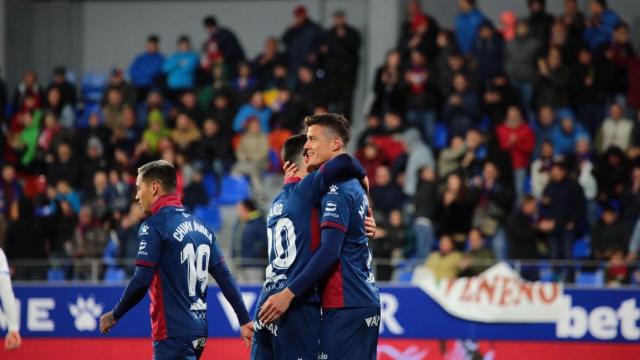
100, 265, 155, 334
259, 227, 346, 324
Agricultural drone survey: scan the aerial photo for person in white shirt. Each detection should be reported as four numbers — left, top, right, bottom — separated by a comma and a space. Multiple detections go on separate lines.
596, 103, 633, 153
0, 249, 20, 351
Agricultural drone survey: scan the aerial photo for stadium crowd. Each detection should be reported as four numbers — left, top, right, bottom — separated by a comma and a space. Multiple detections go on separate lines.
0, 0, 639, 286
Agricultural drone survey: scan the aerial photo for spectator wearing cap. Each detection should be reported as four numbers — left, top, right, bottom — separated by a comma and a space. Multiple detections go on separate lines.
201, 15, 246, 76
455, 0, 487, 55
526, 0, 555, 48
583, 0, 621, 53
282, 5, 323, 75
80, 136, 110, 193
541, 159, 587, 259
496, 106, 535, 202
163, 35, 199, 102
232, 90, 271, 133
47, 66, 77, 107
129, 34, 165, 102
505, 20, 541, 118
596, 103, 633, 153
321, 9, 361, 119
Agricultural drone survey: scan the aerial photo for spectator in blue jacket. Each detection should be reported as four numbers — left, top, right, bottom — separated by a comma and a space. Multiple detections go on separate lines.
232, 90, 271, 133
455, 0, 487, 55
162, 35, 199, 103
232, 199, 268, 283
583, 0, 620, 53
551, 108, 589, 156
129, 35, 165, 102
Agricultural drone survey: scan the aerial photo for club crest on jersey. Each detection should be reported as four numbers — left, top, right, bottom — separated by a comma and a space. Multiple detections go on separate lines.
268, 202, 283, 219
328, 185, 339, 195
139, 224, 149, 236
324, 201, 338, 212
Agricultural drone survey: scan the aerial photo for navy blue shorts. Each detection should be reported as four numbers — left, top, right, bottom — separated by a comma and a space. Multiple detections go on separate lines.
319, 306, 380, 360
251, 301, 321, 360
153, 336, 206, 360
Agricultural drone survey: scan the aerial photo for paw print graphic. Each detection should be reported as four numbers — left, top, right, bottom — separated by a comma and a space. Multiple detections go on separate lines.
69, 296, 103, 331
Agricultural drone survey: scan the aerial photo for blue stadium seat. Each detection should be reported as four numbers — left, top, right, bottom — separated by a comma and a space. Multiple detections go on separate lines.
267, 149, 282, 173
575, 270, 605, 287
538, 262, 555, 282
434, 122, 448, 150
82, 72, 108, 103
76, 102, 101, 128
104, 266, 126, 283
202, 173, 219, 199
572, 237, 591, 259
218, 175, 251, 205
193, 202, 222, 231
102, 237, 120, 266
47, 268, 66, 281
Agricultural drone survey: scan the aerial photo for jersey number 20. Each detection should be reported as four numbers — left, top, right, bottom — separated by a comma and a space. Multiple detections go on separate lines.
181, 243, 210, 296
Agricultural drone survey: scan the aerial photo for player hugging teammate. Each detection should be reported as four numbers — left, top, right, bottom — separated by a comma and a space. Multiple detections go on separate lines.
255, 113, 381, 360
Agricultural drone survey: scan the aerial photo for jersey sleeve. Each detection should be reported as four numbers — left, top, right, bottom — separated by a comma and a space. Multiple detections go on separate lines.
295, 154, 366, 203
0, 249, 19, 332
320, 185, 351, 233
135, 221, 162, 268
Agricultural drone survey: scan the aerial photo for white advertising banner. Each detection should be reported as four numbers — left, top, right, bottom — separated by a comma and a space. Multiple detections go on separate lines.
412, 262, 571, 323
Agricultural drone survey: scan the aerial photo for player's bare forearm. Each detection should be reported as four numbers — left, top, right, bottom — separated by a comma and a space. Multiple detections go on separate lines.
258, 288, 295, 324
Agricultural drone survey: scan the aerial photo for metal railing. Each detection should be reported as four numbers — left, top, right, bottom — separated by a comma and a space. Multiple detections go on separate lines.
6, 257, 640, 287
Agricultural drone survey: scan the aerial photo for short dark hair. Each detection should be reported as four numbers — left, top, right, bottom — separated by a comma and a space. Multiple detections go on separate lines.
281, 134, 307, 165
138, 160, 177, 193
177, 35, 190, 45
147, 34, 159, 43
203, 15, 217, 27
240, 199, 258, 212
304, 113, 351, 146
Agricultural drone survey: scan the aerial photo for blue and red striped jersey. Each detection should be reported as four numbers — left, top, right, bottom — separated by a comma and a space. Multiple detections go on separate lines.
319, 179, 380, 309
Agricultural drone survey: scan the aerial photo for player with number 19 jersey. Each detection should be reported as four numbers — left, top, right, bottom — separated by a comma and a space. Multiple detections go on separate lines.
136, 197, 250, 341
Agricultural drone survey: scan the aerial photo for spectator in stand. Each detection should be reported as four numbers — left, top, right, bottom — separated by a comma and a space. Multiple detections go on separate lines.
583, 0, 620, 54
460, 128, 487, 179
549, 20, 581, 67
482, 72, 521, 128
192, 117, 234, 177
356, 142, 388, 186
608, 25, 640, 113
293, 65, 327, 114
496, 106, 535, 201
232, 199, 268, 283
541, 159, 586, 259
282, 5, 323, 76
560, 0, 585, 42
413, 166, 438, 260
570, 48, 610, 136
574, 136, 598, 225
405, 51, 440, 145
177, 90, 206, 127
458, 228, 495, 277
424, 234, 463, 280
4, 198, 47, 280
129, 34, 165, 102
0, 164, 22, 247
142, 110, 170, 155
443, 73, 479, 136
535, 47, 571, 109
48, 142, 80, 188
594, 146, 629, 204
605, 248, 628, 286
84, 170, 115, 222
163, 35, 199, 103
505, 20, 541, 117
591, 205, 628, 261
470, 22, 504, 86
468, 161, 513, 242
533, 106, 556, 155
269, 87, 305, 134
102, 88, 125, 131
596, 103, 633, 153
321, 9, 361, 119
402, 128, 435, 198
11, 70, 43, 112
233, 91, 271, 133
77, 111, 111, 156
232, 62, 258, 104
71, 206, 108, 279
38, 112, 72, 164
437, 172, 473, 247
208, 92, 236, 134
80, 137, 110, 193
43, 86, 74, 128
253, 37, 286, 88
370, 165, 403, 218
506, 194, 553, 262
102, 68, 137, 106
232, 117, 269, 197
531, 140, 554, 199
170, 113, 202, 152
372, 209, 407, 281
455, 0, 486, 55
526, 0, 555, 48
197, 63, 233, 111
399, 0, 439, 59
371, 50, 406, 117
438, 135, 466, 179
433, 30, 458, 90
10, 105, 42, 171
47, 65, 77, 108
200, 15, 246, 78
183, 166, 208, 211
552, 108, 589, 156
